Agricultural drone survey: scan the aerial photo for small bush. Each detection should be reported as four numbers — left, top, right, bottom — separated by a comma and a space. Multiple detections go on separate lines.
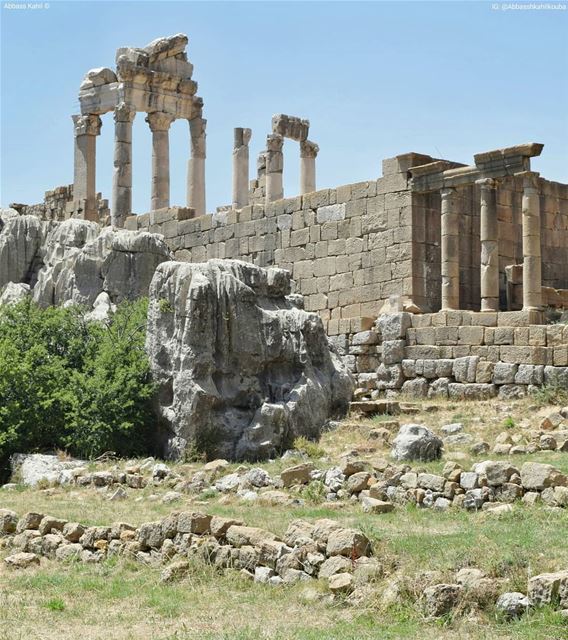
293, 436, 325, 459
0, 298, 155, 478
502, 416, 515, 429
532, 382, 568, 406
301, 480, 327, 504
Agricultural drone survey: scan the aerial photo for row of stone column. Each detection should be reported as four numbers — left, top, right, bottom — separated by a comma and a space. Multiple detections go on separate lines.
231, 130, 320, 208
72, 106, 207, 227
439, 171, 542, 312
264, 135, 319, 203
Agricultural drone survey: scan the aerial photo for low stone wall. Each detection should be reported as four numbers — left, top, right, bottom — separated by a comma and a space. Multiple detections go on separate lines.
349, 310, 568, 399
10, 185, 109, 224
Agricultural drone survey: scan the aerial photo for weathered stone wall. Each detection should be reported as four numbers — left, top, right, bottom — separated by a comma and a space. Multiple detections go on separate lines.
11, 185, 110, 224
351, 310, 568, 400
128, 161, 415, 334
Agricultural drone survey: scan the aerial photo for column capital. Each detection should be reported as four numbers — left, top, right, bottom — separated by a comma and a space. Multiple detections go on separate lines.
114, 102, 136, 123
516, 170, 541, 191
72, 114, 102, 137
234, 127, 252, 148
189, 116, 207, 158
475, 177, 497, 190
146, 111, 175, 132
300, 139, 319, 159
440, 186, 457, 199
266, 133, 284, 152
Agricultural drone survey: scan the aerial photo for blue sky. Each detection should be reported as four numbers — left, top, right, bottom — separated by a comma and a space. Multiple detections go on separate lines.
1, 1, 567, 213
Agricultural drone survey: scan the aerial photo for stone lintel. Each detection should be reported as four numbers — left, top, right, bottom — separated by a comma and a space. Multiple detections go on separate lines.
271, 114, 309, 142
474, 142, 544, 166
383, 153, 438, 176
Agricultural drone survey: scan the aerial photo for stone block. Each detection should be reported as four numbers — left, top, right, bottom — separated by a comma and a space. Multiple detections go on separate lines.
316, 203, 346, 224
458, 326, 485, 346
492, 363, 518, 385
448, 384, 497, 400
377, 312, 412, 341
383, 340, 406, 365
453, 356, 479, 383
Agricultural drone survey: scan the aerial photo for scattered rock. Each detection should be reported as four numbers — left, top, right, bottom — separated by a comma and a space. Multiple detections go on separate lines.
4, 552, 40, 569
496, 592, 530, 619
391, 424, 443, 462
281, 463, 314, 488
521, 462, 567, 491
423, 583, 462, 617
329, 572, 354, 594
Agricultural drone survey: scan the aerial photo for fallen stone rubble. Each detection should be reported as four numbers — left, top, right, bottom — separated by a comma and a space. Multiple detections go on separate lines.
1, 507, 566, 619
0, 507, 374, 590
6, 447, 568, 516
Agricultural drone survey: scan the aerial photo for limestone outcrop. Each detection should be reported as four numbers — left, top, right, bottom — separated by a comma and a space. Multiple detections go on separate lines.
146, 259, 353, 461
0, 214, 171, 311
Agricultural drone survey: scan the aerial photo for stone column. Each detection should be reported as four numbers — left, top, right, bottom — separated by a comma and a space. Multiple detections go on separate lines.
477, 178, 499, 311
72, 114, 102, 220
440, 187, 460, 310
111, 103, 136, 227
187, 116, 206, 216
521, 171, 542, 310
232, 127, 252, 209
300, 140, 319, 194
146, 111, 175, 211
265, 133, 284, 202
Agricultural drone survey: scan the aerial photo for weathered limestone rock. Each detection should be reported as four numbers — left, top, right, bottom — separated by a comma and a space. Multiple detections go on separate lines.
326, 528, 371, 558
423, 583, 462, 617
391, 424, 443, 462
33, 222, 171, 308
528, 570, 568, 608
520, 462, 567, 491
11, 453, 85, 487
4, 552, 40, 569
146, 260, 352, 460
0, 215, 48, 290
495, 591, 529, 620
0, 282, 30, 306
281, 463, 314, 488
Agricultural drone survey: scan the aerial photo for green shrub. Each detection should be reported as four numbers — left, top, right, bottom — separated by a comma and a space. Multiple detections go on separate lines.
532, 382, 568, 406
293, 436, 325, 459
0, 298, 155, 478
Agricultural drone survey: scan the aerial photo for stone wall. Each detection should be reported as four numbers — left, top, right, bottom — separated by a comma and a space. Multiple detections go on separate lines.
350, 310, 568, 400
11, 185, 110, 224
128, 159, 416, 332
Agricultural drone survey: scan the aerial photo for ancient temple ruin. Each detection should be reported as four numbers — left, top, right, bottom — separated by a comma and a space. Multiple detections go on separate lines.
72, 34, 205, 225
7, 32, 568, 400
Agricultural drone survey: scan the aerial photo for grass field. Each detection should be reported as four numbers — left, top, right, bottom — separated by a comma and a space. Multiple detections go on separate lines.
1, 397, 568, 639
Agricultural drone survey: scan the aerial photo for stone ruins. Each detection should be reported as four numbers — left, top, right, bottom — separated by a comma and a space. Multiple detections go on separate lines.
4, 32, 568, 403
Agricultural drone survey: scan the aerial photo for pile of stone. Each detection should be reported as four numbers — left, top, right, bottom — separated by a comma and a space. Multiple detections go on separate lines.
0, 508, 375, 592
489, 409, 568, 456
421, 567, 568, 620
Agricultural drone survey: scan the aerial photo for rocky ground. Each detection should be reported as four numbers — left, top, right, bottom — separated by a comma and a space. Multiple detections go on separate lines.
1, 396, 568, 640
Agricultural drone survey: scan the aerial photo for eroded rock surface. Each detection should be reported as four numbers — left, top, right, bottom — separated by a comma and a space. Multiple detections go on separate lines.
146, 259, 353, 461
0, 215, 171, 311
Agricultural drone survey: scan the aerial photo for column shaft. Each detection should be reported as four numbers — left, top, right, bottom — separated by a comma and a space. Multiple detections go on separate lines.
265, 134, 284, 202
232, 127, 251, 209
521, 172, 542, 310
111, 104, 136, 227
147, 112, 174, 211
440, 188, 460, 310
300, 140, 319, 194
187, 117, 206, 216
72, 114, 101, 220
478, 178, 499, 311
